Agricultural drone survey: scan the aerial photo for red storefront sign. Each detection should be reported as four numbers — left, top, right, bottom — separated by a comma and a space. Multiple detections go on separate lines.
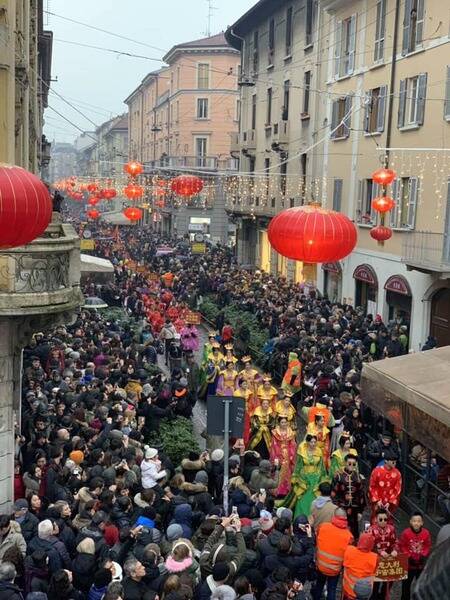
322, 262, 342, 274
374, 553, 409, 582
353, 264, 377, 286
384, 275, 411, 296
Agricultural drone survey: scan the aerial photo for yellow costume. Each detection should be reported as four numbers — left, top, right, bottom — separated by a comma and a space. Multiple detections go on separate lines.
257, 383, 278, 412
275, 399, 297, 429
306, 422, 331, 469
248, 405, 273, 455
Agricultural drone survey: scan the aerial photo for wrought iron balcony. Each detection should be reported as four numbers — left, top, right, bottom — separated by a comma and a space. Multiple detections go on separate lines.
402, 231, 450, 275
0, 216, 83, 315
146, 156, 239, 171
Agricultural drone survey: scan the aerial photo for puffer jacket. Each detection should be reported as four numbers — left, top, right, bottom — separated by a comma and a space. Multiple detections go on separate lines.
0, 521, 26, 559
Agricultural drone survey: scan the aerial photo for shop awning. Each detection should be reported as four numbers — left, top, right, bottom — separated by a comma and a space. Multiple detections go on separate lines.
80, 254, 114, 273
361, 347, 450, 461
384, 275, 411, 296
322, 262, 342, 273
353, 264, 378, 285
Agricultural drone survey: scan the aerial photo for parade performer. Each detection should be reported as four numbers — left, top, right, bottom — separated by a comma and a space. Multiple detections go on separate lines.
233, 378, 253, 445
180, 323, 199, 353
207, 342, 225, 370
270, 416, 297, 496
281, 351, 302, 395
223, 343, 238, 365
256, 375, 278, 412
281, 433, 328, 517
331, 453, 365, 540
306, 414, 331, 469
248, 398, 273, 458
368, 448, 402, 522
202, 331, 218, 363
238, 356, 261, 408
329, 434, 358, 478
216, 361, 239, 396
274, 390, 297, 430
302, 397, 335, 428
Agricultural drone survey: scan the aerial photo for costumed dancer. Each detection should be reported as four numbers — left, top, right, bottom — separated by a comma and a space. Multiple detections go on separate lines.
270, 416, 297, 496
233, 378, 253, 446
202, 331, 218, 363
329, 433, 358, 478
248, 398, 273, 458
281, 351, 302, 398
368, 448, 402, 523
180, 323, 200, 353
216, 361, 239, 396
257, 375, 278, 412
274, 390, 297, 430
306, 414, 331, 470
239, 356, 261, 412
223, 343, 238, 365
331, 453, 365, 540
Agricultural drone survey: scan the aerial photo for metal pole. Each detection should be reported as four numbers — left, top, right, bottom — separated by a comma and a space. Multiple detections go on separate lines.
223, 397, 231, 515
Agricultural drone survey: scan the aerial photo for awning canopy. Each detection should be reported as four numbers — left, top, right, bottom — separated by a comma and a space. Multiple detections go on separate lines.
353, 264, 378, 286
80, 254, 114, 273
361, 346, 450, 461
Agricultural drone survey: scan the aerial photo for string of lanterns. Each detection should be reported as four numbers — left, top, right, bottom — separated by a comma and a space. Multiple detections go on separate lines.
370, 167, 397, 242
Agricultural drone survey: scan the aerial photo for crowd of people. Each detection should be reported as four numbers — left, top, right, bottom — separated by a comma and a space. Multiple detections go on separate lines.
2, 224, 448, 600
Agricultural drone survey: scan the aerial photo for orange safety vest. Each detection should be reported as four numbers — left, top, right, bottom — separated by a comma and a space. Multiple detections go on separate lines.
316, 522, 353, 576
308, 404, 331, 424
282, 360, 302, 387
343, 546, 378, 599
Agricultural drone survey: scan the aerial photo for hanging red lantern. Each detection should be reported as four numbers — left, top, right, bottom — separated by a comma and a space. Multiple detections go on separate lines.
372, 168, 396, 186
87, 209, 100, 220
370, 225, 392, 241
0, 165, 53, 248
72, 192, 84, 201
170, 175, 204, 197
124, 183, 144, 199
372, 196, 395, 213
267, 205, 357, 263
103, 188, 117, 199
155, 199, 165, 208
123, 207, 143, 221
88, 197, 99, 206
154, 186, 166, 197
124, 161, 143, 177
87, 182, 98, 193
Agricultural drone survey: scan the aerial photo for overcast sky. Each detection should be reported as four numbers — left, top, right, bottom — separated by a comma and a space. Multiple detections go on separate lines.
44, 0, 255, 144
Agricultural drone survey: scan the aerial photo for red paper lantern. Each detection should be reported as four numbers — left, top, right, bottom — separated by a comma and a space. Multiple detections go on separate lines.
155, 199, 165, 208
124, 161, 143, 177
103, 188, 117, 199
0, 165, 53, 248
87, 209, 100, 220
372, 196, 395, 213
88, 197, 99, 206
370, 225, 392, 241
123, 207, 143, 221
372, 168, 396, 186
124, 183, 144, 199
87, 183, 98, 193
267, 205, 357, 263
170, 175, 203, 197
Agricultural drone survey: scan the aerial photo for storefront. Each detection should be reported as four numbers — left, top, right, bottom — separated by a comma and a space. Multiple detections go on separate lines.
353, 264, 378, 314
384, 275, 412, 325
431, 287, 450, 347
322, 262, 342, 302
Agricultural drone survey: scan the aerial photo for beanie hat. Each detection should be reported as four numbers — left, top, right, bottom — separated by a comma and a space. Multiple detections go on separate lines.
276, 507, 293, 522
145, 446, 158, 459
259, 459, 271, 474
259, 510, 274, 532
358, 533, 375, 552
69, 450, 84, 464
211, 449, 224, 462
212, 561, 230, 582
194, 470, 209, 485
166, 523, 183, 542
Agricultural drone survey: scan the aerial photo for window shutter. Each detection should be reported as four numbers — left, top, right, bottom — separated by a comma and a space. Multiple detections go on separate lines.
333, 179, 343, 211
390, 180, 400, 227
377, 85, 387, 132
402, 0, 412, 55
407, 177, 418, 229
398, 79, 407, 128
445, 66, 450, 119
344, 95, 353, 138
356, 179, 363, 222
334, 21, 342, 78
330, 100, 338, 138
416, 72, 427, 125
415, 0, 424, 46
364, 91, 371, 133
348, 15, 357, 74
371, 182, 380, 223
374, 0, 386, 62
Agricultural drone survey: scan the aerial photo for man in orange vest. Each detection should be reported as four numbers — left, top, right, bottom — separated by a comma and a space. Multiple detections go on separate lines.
343, 533, 379, 600
312, 507, 353, 600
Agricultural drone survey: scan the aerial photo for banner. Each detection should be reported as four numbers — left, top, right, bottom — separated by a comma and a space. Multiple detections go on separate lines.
80, 240, 95, 250
186, 311, 202, 325
191, 242, 206, 254
374, 554, 408, 582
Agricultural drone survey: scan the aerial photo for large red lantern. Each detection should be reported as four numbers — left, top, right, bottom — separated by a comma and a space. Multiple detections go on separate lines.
88, 197, 99, 206
87, 209, 100, 220
372, 196, 395, 213
87, 182, 98, 193
124, 183, 144, 199
372, 168, 396, 186
0, 165, 53, 248
123, 207, 143, 221
103, 188, 117, 199
124, 161, 143, 177
370, 225, 392, 241
170, 175, 204, 197
267, 205, 357, 263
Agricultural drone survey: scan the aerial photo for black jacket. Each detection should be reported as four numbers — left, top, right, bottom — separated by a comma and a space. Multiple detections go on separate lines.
0, 582, 23, 600
263, 544, 315, 579
122, 576, 156, 600
76, 525, 110, 559
27, 535, 71, 574
17, 511, 38, 543
72, 551, 97, 593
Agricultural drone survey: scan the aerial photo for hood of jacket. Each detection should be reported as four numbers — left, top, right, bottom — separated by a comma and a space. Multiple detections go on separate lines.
312, 496, 332, 509
173, 503, 192, 525
181, 482, 208, 494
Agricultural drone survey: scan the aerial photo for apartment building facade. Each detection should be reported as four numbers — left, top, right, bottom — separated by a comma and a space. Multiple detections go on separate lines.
227, 0, 450, 350
124, 33, 240, 242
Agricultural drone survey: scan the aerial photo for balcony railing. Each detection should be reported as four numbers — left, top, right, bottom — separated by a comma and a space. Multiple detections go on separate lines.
402, 231, 450, 273
146, 156, 239, 171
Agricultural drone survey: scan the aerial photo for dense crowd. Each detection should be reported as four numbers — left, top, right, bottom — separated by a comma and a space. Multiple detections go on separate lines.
2, 225, 448, 600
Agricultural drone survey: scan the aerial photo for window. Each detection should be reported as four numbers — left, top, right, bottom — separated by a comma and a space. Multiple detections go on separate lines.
253, 30, 259, 74
196, 98, 208, 119
374, 0, 386, 62
390, 177, 419, 229
331, 96, 352, 139
266, 88, 273, 124
235, 98, 240, 123
251, 94, 257, 130
332, 179, 343, 211
195, 137, 207, 167
283, 80, 290, 120
402, 0, 424, 55
303, 71, 311, 114
356, 179, 380, 224
305, 0, 314, 46
176, 101, 179, 122
264, 158, 270, 200
177, 66, 181, 89
364, 85, 387, 133
334, 15, 356, 78
268, 18, 275, 65
445, 65, 450, 120
285, 7, 293, 56
280, 158, 288, 195
398, 73, 427, 128
197, 63, 210, 89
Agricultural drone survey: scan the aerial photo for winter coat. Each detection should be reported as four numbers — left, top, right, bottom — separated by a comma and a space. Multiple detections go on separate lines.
88, 584, 108, 600
199, 524, 246, 581
23, 557, 49, 595
248, 468, 280, 493
181, 458, 205, 483
16, 511, 39, 543
122, 576, 156, 600
170, 504, 193, 539
263, 542, 315, 579
310, 496, 338, 531
230, 489, 255, 518
140, 459, 167, 489
0, 521, 27, 559
0, 582, 23, 600
76, 525, 110, 559
256, 530, 284, 559
22, 473, 41, 497
180, 482, 214, 515
72, 552, 97, 593
27, 535, 71, 574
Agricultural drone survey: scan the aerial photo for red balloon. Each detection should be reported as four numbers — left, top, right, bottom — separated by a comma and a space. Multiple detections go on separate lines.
124, 184, 144, 199
370, 225, 392, 241
372, 196, 395, 213
87, 209, 100, 219
103, 188, 117, 199
170, 175, 204, 197
124, 161, 143, 177
0, 165, 53, 248
372, 168, 396, 186
88, 197, 99, 206
123, 207, 143, 221
267, 205, 357, 263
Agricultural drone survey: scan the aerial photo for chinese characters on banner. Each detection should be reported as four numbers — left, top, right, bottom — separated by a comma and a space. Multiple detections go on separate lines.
374, 553, 409, 581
